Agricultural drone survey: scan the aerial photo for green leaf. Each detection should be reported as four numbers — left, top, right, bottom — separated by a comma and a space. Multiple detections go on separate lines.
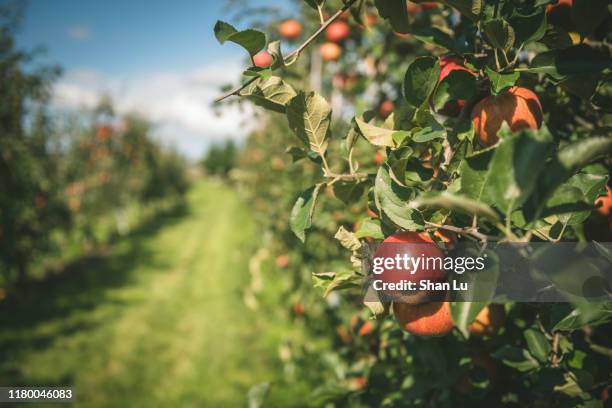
524, 328, 551, 363
411, 124, 446, 143
492, 345, 540, 372
485, 66, 520, 94
374, 165, 424, 230
451, 302, 486, 338
560, 74, 600, 99
553, 303, 612, 332
243, 67, 272, 79
524, 136, 612, 222
290, 183, 324, 242
285, 146, 323, 164
483, 19, 515, 51
303, 0, 324, 10
266, 40, 285, 70
412, 27, 465, 53
410, 191, 500, 222
312, 270, 362, 297
403, 57, 440, 107
355, 116, 395, 147
374, 0, 410, 34
239, 76, 297, 113
572, 0, 610, 38
355, 218, 385, 239
432, 69, 477, 111
528, 45, 611, 79
544, 184, 591, 226
485, 126, 554, 213
509, 7, 547, 46
332, 181, 366, 205
442, 0, 482, 21
214, 21, 266, 56
540, 25, 573, 49
459, 147, 495, 204
287, 91, 331, 158
213, 20, 238, 43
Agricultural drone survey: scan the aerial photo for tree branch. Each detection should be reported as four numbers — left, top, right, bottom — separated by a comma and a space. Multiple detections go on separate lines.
214, 0, 358, 103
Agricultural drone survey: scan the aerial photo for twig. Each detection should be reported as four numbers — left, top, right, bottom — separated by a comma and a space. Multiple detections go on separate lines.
424, 221, 493, 243
214, 0, 358, 102
323, 172, 370, 182
551, 332, 560, 367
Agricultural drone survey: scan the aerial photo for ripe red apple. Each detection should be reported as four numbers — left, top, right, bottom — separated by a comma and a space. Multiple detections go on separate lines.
372, 231, 446, 304
279, 19, 302, 40
325, 21, 350, 42
471, 86, 543, 146
393, 301, 454, 336
253, 50, 273, 68
320, 42, 341, 61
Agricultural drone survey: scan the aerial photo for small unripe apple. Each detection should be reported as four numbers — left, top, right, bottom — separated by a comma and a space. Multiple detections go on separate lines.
253, 50, 273, 68
471, 86, 543, 146
320, 42, 341, 61
325, 21, 350, 42
279, 19, 302, 40
394, 301, 454, 337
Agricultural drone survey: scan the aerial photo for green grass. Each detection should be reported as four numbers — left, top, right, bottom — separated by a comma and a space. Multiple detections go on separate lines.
0, 180, 296, 407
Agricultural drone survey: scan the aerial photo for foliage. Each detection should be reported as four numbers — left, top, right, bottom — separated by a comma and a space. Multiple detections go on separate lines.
217, 0, 612, 405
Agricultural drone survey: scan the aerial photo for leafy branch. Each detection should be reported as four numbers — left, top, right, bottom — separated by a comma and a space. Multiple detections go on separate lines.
214, 0, 357, 102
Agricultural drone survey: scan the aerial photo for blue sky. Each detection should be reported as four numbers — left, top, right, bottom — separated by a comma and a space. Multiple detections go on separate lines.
13, 0, 296, 158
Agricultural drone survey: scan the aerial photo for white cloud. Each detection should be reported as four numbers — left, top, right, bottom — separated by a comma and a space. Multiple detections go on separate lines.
52, 61, 254, 159
67, 24, 92, 41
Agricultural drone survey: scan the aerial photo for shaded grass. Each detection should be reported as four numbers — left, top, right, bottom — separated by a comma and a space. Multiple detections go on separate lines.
0, 180, 294, 407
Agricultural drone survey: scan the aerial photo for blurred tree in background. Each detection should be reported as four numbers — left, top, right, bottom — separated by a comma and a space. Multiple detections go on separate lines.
201, 140, 237, 177
0, 4, 68, 285
0, 4, 189, 289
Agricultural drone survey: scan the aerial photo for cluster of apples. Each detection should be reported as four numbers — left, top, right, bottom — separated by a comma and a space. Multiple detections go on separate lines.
374, 231, 505, 337
320, 15, 351, 61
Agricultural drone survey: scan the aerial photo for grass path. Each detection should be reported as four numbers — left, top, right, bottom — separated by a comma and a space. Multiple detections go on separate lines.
0, 181, 287, 407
